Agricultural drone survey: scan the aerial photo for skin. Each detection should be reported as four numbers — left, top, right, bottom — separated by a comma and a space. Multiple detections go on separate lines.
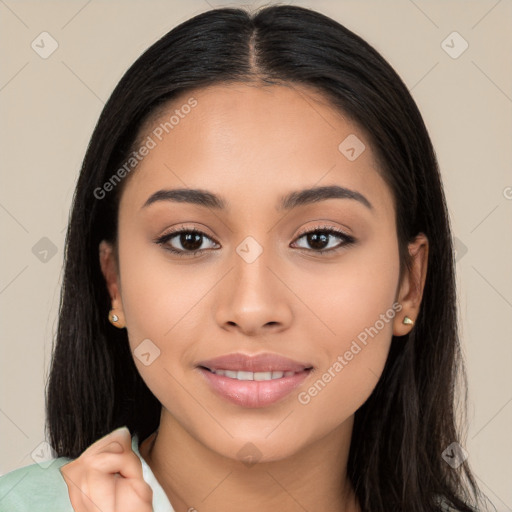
99, 83, 428, 512
60, 427, 153, 512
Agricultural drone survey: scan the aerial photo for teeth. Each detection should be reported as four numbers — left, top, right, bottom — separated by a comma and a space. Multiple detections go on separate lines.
211, 369, 298, 380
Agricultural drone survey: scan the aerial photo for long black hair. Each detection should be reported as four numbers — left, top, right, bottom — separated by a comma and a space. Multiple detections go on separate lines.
46, 5, 491, 511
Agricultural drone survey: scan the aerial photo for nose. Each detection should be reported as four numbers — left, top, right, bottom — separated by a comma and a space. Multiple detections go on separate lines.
214, 242, 293, 337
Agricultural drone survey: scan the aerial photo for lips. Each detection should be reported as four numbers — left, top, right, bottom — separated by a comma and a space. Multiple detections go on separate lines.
196, 353, 314, 408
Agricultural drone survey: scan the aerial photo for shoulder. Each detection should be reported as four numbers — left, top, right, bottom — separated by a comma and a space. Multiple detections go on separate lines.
0, 431, 174, 512
0, 457, 74, 512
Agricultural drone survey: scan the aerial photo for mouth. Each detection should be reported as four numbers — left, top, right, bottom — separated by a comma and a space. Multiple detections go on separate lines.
199, 367, 312, 381
196, 352, 314, 408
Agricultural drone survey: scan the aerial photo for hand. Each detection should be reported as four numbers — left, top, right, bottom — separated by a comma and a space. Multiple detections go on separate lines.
60, 426, 153, 512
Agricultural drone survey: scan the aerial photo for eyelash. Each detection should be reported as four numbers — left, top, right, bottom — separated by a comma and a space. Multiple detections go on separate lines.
154, 225, 356, 258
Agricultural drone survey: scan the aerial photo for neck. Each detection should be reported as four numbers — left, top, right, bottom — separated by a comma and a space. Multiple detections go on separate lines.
140, 410, 360, 512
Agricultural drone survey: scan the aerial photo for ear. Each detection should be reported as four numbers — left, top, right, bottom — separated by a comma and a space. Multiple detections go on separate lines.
393, 233, 429, 336
99, 240, 124, 316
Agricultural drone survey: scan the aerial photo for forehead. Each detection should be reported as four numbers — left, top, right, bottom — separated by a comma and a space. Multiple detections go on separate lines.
120, 83, 394, 219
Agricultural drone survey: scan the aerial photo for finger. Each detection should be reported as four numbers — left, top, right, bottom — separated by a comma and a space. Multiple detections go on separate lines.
60, 429, 147, 512
82, 427, 132, 457
127, 477, 153, 504
116, 450, 146, 481
81, 451, 144, 481
63, 460, 145, 512
115, 477, 153, 512
84, 464, 152, 512
61, 463, 113, 512
81, 468, 118, 512
60, 465, 85, 512
61, 451, 139, 512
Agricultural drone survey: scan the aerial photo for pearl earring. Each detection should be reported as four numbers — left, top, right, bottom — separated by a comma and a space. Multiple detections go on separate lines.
403, 316, 414, 325
108, 310, 125, 328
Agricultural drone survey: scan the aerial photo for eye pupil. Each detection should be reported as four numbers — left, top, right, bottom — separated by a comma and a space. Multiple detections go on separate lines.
308, 232, 329, 250
181, 232, 203, 251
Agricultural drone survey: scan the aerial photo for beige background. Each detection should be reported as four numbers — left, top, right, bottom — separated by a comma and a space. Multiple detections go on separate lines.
1, 0, 511, 508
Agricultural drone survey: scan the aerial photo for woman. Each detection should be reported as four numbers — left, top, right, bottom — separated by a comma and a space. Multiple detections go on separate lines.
0, 5, 492, 511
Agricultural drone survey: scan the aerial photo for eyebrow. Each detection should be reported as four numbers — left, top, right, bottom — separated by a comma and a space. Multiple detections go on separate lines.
142, 185, 373, 212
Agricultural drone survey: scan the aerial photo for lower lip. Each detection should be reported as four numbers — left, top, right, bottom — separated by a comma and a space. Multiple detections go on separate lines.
198, 368, 312, 408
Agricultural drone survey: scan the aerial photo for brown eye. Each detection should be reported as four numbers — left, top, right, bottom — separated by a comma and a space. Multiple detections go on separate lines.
155, 228, 219, 257
292, 226, 355, 255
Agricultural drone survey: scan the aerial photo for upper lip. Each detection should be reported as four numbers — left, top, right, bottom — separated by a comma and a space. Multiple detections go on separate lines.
197, 353, 313, 373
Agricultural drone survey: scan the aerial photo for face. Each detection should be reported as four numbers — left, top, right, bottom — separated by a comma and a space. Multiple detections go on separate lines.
100, 83, 426, 463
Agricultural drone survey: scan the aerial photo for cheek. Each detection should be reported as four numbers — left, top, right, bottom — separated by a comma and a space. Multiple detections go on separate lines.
117, 225, 204, 333
294, 240, 401, 419
116, 246, 200, 416
116, 236, 217, 388
295, 232, 400, 352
